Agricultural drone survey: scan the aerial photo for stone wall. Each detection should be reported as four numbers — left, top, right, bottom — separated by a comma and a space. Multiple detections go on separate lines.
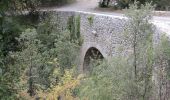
40, 11, 134, 71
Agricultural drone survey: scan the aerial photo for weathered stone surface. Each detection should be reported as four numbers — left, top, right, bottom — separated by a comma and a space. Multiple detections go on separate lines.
40, 10, 170, 73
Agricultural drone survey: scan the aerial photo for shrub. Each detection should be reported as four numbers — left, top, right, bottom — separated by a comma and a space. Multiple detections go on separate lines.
40, 0, 75, 6
99, 0, 111, 7
116, 0, 131, 9
78, 56, 137, 100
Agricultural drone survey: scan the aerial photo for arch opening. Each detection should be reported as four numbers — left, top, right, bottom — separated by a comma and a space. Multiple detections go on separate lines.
83, 47, 104, 72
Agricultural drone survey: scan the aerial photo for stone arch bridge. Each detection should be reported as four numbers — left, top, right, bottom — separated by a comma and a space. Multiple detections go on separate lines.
41, 10, 170, 72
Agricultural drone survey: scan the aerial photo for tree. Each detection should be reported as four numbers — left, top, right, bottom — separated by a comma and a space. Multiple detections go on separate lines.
8, 14, 83, 98
10, 29, 44, 96
37, 15, 82, 74
0, 0, 41, 98
0, 0, 80, 99
154, 34, 170, 99
124, 1, 154, 77
124, 2, 154, 99
78, 57, 134, 100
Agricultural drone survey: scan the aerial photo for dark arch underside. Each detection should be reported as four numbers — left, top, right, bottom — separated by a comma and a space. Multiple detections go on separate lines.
83, 47, 104, 72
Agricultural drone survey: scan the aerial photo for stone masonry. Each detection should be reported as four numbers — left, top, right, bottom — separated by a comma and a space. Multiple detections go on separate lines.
41, 10, 170, 73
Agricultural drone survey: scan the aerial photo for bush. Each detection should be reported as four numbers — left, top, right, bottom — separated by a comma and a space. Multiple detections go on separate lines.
98, 0, 110, 7
108, 0, 169, 10
40, 0, 75, 6
78, 57, 134, 100
116, 0, 131, 9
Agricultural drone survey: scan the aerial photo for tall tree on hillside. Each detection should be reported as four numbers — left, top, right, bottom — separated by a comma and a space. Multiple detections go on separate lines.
0, 0, 40, 99
124, 2, 155, 99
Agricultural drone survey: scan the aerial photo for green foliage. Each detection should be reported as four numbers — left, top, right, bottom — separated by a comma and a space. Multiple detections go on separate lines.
154, 34, 170, 99
38, 67, 81, 100
55, 30, 80, 71
67, 15, 83, 45
87, 16, 94, 26
40, 0, 75, 6
0, 56, 21, 99
79, 57, 134, 100
0, 17, 21, 56
124, 1, 154, 75
99, 0, 110, 7
124, 2, 154, 99
0, 19, 79, 98
37, 14, 59, 49
37, 15, 83, 74
157, 34, 170, 60
133, 0, 170, 9
55, 15, 83, 72
111, 0, 169, 10
0, 0, 40, 14
161, 34, 170, 90
116, 0, 132, 9
10, 29, 45, 96
0, 0, 41, 98
8, 25, 82, 97
0, 0, 80, 99
124, 2, 154, 22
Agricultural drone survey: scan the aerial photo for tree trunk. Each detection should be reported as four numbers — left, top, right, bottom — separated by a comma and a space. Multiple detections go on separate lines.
27, 65, 35, 96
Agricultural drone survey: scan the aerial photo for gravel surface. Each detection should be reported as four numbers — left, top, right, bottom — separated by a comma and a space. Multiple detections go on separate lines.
42, 0, 170, 35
